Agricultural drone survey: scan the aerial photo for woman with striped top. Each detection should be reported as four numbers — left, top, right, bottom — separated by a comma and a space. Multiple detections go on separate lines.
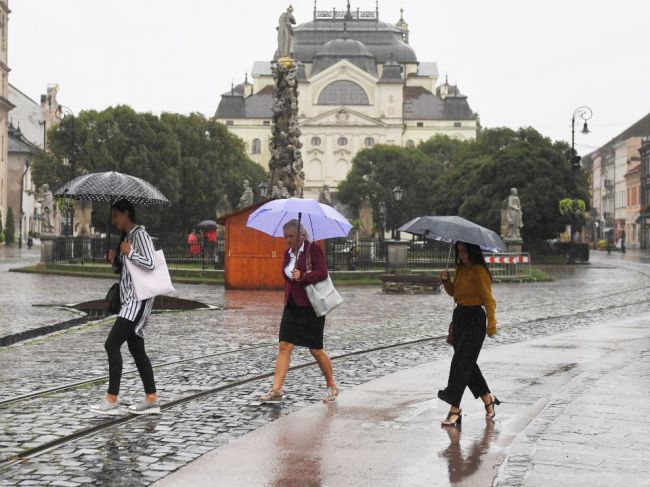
90, 199, 160, 415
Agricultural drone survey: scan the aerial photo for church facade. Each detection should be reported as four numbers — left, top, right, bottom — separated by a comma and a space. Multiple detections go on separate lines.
215, 4, 478, 198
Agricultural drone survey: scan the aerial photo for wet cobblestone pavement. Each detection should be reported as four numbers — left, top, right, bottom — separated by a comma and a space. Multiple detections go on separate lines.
0, 250, 649, 485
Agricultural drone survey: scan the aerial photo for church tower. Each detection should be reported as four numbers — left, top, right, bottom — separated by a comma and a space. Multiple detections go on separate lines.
395, 8, 409, 44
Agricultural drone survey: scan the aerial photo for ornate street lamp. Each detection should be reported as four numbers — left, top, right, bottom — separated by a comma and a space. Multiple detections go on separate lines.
393, 186, 404, 202
378, 200, 386, 243
258, 181, 269, 199
571, 106, 593, 170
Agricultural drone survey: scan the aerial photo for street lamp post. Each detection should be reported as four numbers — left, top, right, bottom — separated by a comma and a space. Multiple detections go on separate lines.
18, 159, 31, 249
258, 181, 269, 199
378, 200, 386, 243
570, 106, 592, 170
392, 186, 404, 239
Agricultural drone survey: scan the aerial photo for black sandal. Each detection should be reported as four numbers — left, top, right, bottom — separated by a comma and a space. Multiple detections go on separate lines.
485, 395, 501, 420
441, 409, 462, 427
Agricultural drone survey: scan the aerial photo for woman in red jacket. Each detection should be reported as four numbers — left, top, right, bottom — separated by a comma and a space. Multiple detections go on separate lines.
260, 219, 339, 403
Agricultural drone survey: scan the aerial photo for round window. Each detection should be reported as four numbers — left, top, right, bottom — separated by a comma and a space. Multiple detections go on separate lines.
406, 140, 415, 149
364, 137, 375, 147
338, 136, 348, 146
311, 136, 321, 146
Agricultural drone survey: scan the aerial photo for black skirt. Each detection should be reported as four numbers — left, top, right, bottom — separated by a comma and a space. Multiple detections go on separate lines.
279, 297, 326, 349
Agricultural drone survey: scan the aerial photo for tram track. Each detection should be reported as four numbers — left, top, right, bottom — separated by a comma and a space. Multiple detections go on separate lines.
0, 333, 447, 469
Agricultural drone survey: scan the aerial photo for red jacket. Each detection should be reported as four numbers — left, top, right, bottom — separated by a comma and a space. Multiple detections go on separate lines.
282, 241, 328, 307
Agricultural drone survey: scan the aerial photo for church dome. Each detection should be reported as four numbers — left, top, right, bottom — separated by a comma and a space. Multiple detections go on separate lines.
311, 38, 377, 76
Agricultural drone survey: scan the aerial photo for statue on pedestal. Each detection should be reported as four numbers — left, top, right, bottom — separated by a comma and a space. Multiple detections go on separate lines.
501, 188, 524, 241
237, 180, 254, 209
318, 185, 332, 205
39, 184, 55, 234
358, 196, 374, 239
276, 5, 295, 60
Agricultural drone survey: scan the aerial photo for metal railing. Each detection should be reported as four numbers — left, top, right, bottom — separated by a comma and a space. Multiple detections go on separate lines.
50, 236, 225, 270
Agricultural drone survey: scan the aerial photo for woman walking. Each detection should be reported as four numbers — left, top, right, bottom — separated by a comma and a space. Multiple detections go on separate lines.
90, 199, 160, 415
260, 219, 339, 403
438, 241, 499, 426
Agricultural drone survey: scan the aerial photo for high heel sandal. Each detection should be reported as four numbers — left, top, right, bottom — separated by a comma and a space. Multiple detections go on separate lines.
485, 395, 501, 420
441, 409, 462, 427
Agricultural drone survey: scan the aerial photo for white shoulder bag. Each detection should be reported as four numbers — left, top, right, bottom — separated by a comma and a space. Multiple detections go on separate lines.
304, 245, 343, 317
124, 249, 175, 301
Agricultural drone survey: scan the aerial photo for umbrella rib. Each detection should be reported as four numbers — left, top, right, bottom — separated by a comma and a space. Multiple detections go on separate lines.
271, 211, 288, 238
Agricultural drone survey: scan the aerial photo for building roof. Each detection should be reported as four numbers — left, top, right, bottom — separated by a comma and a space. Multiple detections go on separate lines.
8, 124, 41, 155
312, 38, 377, 76
215, 85, 274, 119
624, 163, 641, 177
417, 62, 439, 77
8, 83, 45, 149
403, 86, 475, 121
379, 60, 403, 83
292, 17, 417, 64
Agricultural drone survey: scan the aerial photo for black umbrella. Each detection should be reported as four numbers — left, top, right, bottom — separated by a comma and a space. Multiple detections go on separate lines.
399, 216, 507, 269
54, 171, 171, 250
197, 220, 217, 229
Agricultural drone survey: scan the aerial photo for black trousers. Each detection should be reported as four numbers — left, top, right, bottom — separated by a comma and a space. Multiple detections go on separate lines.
440, 305, 490, 407
104, 306, 156, 396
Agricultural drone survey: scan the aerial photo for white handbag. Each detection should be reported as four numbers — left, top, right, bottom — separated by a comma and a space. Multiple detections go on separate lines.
124, 249, 175, 300
304, 245, 343, 317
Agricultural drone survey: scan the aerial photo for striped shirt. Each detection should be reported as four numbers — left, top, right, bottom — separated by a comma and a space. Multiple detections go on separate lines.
115, 225, 156, 337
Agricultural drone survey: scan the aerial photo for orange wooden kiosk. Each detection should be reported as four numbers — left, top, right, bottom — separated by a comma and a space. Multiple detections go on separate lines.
218, 200, 286, 290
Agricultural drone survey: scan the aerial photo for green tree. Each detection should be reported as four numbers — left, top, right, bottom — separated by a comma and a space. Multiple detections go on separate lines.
4, 207, 15, 244
338, 145, 444, 231
31, 106, 265, 237
432, 127, 589, 243
417, 134, 469, 168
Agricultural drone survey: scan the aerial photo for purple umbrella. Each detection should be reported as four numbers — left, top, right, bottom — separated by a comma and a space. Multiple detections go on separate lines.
246, 198, 352, 241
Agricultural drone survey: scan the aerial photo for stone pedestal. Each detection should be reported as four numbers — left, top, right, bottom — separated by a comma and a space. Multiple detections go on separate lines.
385, 240, 410, 272
40, 234, 56, 263
505, 238, 523, 253
381, 274, 441, 294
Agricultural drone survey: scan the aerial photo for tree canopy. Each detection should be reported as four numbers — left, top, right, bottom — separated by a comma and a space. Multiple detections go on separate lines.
338, 129, 590, 243
31, 106, 266, 237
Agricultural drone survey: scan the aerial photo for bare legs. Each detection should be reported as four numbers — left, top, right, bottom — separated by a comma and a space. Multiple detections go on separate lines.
270, 341, 337, 393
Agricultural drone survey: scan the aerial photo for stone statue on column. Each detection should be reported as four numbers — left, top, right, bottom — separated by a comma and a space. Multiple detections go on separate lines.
276, 5, 296, 60
268, 6, 304, 198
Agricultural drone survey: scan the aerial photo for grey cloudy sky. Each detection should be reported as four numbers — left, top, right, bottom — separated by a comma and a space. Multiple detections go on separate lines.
8, 0, 650, 154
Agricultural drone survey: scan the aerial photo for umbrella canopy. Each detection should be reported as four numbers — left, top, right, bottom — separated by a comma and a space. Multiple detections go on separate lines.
399, 216, 507, 253
197, 220, 217, 229
54, 171, 170, 206
246, 198, 352, 241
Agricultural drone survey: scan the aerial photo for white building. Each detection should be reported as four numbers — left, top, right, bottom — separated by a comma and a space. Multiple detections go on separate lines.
215, 4, 478, 199
0, 0, 12, 230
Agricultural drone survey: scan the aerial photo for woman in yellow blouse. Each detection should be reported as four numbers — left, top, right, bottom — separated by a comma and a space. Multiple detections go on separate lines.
438, 241, 500, 427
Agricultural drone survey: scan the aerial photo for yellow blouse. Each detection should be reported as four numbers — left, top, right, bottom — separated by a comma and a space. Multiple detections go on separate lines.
451, 264, 497, 334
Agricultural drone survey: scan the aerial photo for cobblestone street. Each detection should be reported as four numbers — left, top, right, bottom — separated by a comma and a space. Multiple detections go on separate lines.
1, 248, 649, 485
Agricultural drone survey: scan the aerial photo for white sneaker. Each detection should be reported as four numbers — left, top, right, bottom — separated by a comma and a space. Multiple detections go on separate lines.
89, 398, 122, 416
128, 399, 161, 415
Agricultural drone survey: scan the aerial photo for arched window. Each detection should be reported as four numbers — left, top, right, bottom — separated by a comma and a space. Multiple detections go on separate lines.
405, 140, 415, 149
251, 138, 261, 154
364, 137, 375, 147
317, 80, 369, 105
311, 136, 321, 146
338, 136, 348, 146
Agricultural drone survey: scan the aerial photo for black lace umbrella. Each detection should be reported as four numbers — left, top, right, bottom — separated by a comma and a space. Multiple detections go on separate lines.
54, 171, 170, 250
55, 171, 170, 206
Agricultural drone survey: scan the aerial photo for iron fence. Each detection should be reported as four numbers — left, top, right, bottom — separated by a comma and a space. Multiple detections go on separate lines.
51, 236, 225, 270
49, 236, 531, 277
